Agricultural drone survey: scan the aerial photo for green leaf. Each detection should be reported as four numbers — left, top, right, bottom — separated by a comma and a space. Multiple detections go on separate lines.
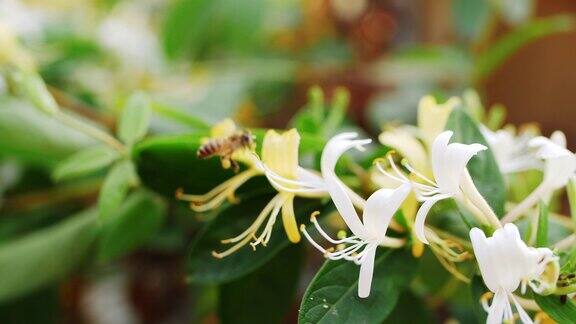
474, 15, 575, 81
219, 244, 304, 324
0, 97, 95, 168
151, 101, 210, 130
446, 109, 506, 217
187, 195, 322, 284
470, 276, 489, 323
98, 160, 135, 220
98, 190, 166, 262
298, 249, 418, 324
53, 145, 118, 181
535, 294, 576, 323
536, 201, 549, 247
382, 291, 434, 324
0, 209, 98, 303
0, 287, 60, 322
118, 92, 152, 145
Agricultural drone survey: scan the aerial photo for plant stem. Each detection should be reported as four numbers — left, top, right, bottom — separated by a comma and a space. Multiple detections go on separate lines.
55, 111, 126, 153
502, 183, 548, 224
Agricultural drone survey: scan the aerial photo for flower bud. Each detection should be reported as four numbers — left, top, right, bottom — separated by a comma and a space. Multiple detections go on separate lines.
9, 69, 59, 116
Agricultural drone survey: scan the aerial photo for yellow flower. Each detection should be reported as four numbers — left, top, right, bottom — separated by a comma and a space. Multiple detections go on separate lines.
417, 95, 459, 149
178, 125, 326, 258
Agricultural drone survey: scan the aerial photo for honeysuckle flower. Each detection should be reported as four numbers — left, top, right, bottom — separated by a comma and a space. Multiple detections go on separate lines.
300, 132, 409, 298
381, 130, 500, 243
417, 95, 460, 149
503, 131, 576, 223
470, 223, 558, 324
178, 125, 327, 258
481, 126, 540, 174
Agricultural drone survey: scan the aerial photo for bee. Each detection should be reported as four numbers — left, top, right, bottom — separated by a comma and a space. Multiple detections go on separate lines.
197, 130, 255, 172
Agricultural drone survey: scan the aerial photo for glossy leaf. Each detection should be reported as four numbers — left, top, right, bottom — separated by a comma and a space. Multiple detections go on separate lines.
535, 294, 576, 323
0, 97, 95, 168
0, 209, 98, 303
98, 160, 135, 221
187, 195, 322, 284
382, 291, 434, 324
298, 249, 418, 324
118, 92, 152, 145
98, 190, 166, 262
53, 145, 118, 181
446, 109, 506, 217
219, 244, 304, 324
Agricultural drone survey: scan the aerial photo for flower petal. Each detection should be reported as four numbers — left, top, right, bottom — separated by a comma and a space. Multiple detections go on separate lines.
418, 96, 458, 148
414, 194, 449, 244
358, 244, 377, 298
262, 129, 300, 179
470, 227, 499, 293
363, 183, 411, 241
379, 127, 429, 173
486, 289, 508, 324
321, 133, 371, 237
510, 293, 534, 324
281, 193, 300, 243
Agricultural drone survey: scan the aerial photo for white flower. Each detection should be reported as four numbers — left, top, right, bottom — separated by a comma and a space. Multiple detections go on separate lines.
481, 127, 540, 174
529, 131, 575, 190
380, 130, 491, 243
301, 133, 409, 298
503, 131, 576, 223
470, 224, 557, 324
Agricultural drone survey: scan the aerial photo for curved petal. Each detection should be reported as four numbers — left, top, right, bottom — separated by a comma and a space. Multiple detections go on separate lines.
431, 131, 453, 177
320, 133, 372, 237
363, 183, 411, 241
486, 289, 508, 324
296, 167, 325, 188
414, 195, 449, 244
470, 227, 499, 293
358, 244, 377, 298
261, 129, 300, 179
439, 143, 487, 194
510, 293, 534, 324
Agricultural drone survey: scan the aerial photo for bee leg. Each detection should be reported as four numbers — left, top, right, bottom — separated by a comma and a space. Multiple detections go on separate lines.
230, 159, 240, 173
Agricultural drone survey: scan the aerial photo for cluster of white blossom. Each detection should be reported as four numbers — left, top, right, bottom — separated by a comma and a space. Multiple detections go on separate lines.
181, 94, 576, 324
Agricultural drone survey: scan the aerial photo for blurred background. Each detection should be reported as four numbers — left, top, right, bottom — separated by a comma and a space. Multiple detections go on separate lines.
1, 0, 576, 323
